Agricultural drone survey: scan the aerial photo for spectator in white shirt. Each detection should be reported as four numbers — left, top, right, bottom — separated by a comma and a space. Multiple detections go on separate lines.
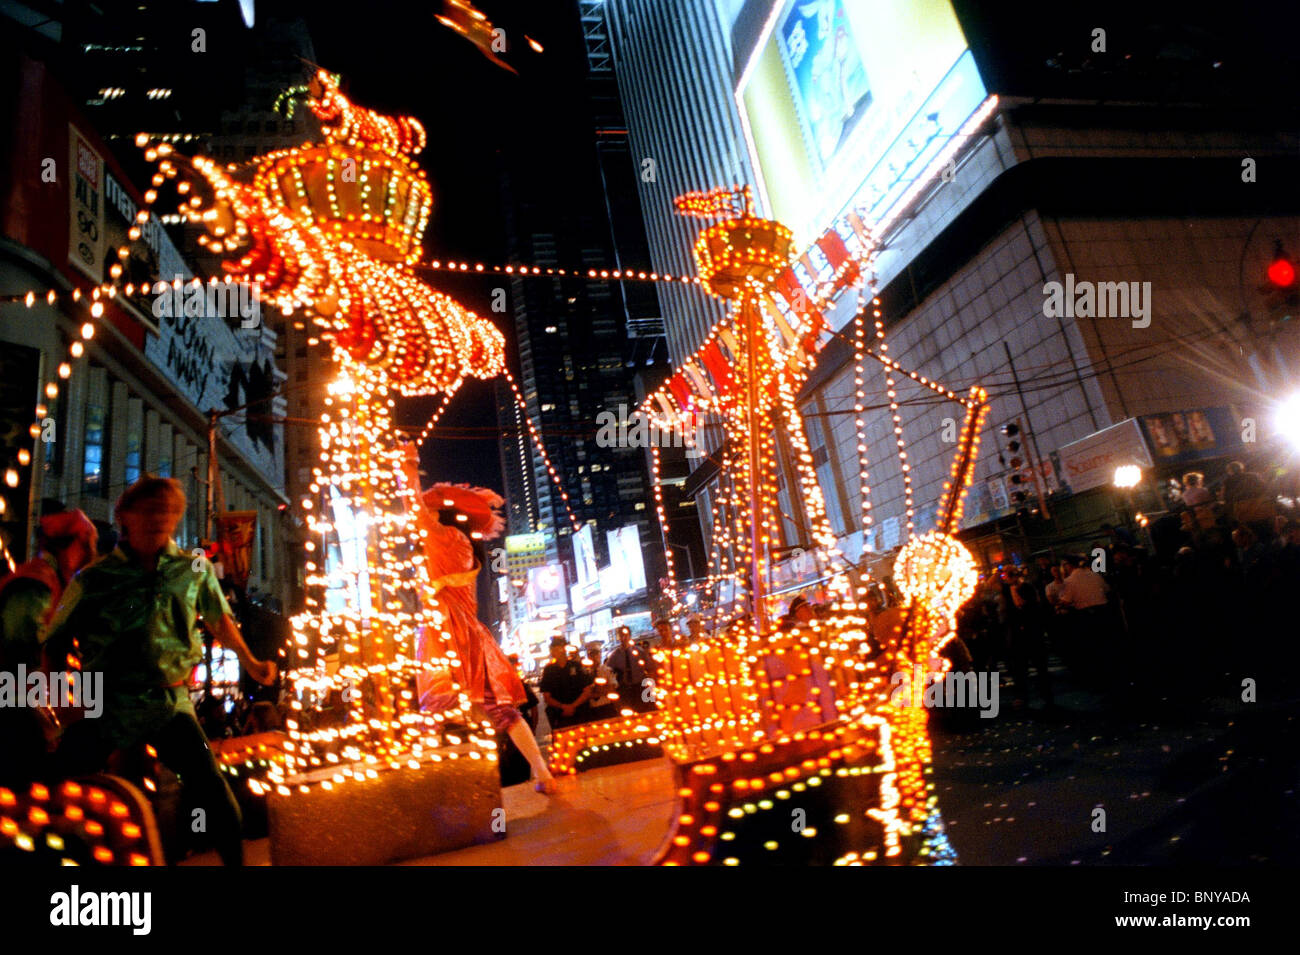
1059, 557, 1109, 610
1181, 472, 1212, 508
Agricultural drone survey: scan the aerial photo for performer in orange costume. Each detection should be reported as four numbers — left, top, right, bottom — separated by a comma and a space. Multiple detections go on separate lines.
400, 445, 557, 794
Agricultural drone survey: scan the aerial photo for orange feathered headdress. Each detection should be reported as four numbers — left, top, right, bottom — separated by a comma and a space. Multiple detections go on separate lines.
423, 484, 506, 540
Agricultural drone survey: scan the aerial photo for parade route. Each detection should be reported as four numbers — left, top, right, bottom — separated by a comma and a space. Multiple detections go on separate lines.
183, 757, 679, 866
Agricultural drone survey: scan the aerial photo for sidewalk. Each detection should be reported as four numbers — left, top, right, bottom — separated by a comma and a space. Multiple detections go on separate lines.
182, 757, 678, 866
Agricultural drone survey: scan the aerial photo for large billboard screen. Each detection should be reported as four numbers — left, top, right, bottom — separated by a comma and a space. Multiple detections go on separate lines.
606, 525, 647, 596
573, 523, 599, 586
737, 0, 986, 245
527, 563, 568, 611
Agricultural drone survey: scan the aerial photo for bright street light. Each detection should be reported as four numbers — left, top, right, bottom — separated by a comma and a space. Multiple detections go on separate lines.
1277, 392, 1300, 451
1113, 464, 1142, 489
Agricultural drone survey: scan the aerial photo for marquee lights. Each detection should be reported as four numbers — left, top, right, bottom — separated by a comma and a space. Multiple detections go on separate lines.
127, 72, 517, 798
0, 780, 159, 866
138, 70, 505, 396
625, 187, 989, 865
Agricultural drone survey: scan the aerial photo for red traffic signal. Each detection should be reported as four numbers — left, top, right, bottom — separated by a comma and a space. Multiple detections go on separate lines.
1268, 256, 1296, 289
1268, 242, 1295, 289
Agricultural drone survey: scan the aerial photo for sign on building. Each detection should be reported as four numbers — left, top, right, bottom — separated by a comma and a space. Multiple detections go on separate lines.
527, 563, 568, 612
67, 126, 105, 282
1056, 419, 1154, 494
1138, 407, 1242, 465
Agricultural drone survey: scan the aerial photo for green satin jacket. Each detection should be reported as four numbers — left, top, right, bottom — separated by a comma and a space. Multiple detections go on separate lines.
41, 540, 231, 747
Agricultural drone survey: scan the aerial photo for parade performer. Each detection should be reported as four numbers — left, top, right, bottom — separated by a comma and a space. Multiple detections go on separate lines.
0, 508, 98, 670
400, 445, 557, 794
0, 507, 98, 782
41, 477, 277, 865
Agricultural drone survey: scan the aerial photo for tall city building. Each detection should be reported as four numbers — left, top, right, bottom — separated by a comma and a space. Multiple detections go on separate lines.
493, 1, 683, 651
600, 0, 755, 370
600, 0, 1300, 574
39, 0, 254, 147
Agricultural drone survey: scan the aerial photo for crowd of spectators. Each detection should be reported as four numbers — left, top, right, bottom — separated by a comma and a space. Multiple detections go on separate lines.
536, 625, 659, 733
954, 461, 1299, 713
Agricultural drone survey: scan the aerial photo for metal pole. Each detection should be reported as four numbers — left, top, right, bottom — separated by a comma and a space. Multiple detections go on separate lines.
206, 409, 218, 542
744, 293, 766, 634
1002, 342, 1052, 519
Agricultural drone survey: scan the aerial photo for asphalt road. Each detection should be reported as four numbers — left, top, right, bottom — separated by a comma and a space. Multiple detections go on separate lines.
929, 662, 1300, 865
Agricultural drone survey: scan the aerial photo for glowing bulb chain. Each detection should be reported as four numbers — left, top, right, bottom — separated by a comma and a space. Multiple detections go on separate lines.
851, 285, 874, 595
411, 381, 462, 449
501, 368, 581, 533
650, 442, 679, 607
869, 280, 915, 541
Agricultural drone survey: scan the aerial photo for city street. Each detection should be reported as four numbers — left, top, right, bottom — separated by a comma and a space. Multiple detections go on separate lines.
178, 658, 1300, 867
1, 0, 1298, 926
931, 668, 1300, 865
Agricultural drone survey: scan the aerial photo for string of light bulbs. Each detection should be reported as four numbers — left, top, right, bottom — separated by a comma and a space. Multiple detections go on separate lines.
500, 367, 581, 534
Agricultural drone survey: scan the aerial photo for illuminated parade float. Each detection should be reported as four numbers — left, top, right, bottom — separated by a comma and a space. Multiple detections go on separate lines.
550, 185, 991, 865
115, 73, 989, 865
135, 72, 510, 864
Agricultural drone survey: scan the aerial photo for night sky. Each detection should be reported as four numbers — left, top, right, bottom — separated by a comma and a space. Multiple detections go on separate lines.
299, 0, 597, 492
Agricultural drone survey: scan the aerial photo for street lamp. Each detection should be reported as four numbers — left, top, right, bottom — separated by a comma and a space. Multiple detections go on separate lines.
1277, 392, 1300, 452
1112, 464, 1146, 549
1113, 464, 1141, 489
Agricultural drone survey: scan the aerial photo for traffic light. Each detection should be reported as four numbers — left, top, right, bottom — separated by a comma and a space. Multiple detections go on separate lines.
999, 423, 1022, 467
1268, 241, 1296, 290
998, 420, 1036, 510
1263, 240, 1299, 325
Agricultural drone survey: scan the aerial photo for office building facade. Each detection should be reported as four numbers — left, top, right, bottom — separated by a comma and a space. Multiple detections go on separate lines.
601, 0, 1300, 571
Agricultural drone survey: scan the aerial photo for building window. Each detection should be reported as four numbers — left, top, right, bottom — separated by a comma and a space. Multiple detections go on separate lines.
83, 405, 106, 495
125, 429, 142, 484
123, 397, 144, 486
43, 396, 65, 477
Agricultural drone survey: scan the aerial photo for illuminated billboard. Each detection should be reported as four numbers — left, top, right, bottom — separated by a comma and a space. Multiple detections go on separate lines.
527, 563, 568, 611
505, 532, 548, 554
737, 0, 986, 245
573, 523, 599, 586
606, 525, 647, 596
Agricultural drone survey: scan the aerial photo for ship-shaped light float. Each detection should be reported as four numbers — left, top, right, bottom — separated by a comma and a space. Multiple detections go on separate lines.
549, 185, 989, 865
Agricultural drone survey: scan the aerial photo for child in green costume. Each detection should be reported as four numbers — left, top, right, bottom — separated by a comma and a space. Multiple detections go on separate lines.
43, 477, 276, 865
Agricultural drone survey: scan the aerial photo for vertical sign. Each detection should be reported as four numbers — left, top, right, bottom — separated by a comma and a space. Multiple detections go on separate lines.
573, 522, 598, 586
68, 126, 106, 282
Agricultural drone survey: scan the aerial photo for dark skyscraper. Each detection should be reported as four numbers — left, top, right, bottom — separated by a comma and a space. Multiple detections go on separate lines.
491, 0, 696, 649
495, 3, 665, 561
